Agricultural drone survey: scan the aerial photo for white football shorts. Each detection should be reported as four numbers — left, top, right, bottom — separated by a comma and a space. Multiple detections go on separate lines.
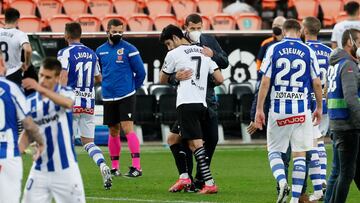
0, 157, 22, 203
267, 110, 313, 153
73, 113, 95, 139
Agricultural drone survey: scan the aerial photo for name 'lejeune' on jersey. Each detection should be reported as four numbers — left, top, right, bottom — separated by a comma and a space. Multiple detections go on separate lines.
57, 43, 100, 114
260, 37, 320, 115
162, 44, 218, 108
27, 86, 77, 172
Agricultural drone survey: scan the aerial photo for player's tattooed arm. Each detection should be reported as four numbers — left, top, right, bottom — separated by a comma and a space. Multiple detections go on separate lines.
19, 117, 44, 158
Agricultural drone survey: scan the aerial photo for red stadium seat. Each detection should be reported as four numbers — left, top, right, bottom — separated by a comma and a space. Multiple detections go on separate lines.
18, 15, 42, 32
146, 0, 172, 18
320, 0, 344, 27
37, 0, 62, 21
0, 15, 5, 26
201, 15, 212, 30
113, 0, 139, 18
77, 15, 101, 32
10, 0, 36, 15
236, 13, 262, 30
128, 14, 154, 31
48, 15, 74, 32
262, 0, 278, 10
101, 15, 127, 31
153, 14, 178, 31
62, 0, 88, 19
293, 0, 319, 20
212, 14, 236, 30
172, 0, 197, 20
88, 0, 113, 19
197, 0, 222, 17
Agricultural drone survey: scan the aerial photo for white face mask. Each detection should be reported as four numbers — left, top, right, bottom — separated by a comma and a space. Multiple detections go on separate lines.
188, 30, 201, 43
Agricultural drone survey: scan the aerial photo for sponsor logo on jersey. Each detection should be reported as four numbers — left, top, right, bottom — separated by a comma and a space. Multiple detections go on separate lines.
191, 79, 205, 91
74, 90, 94, 98
35, 114, 60, 125
274, 91, 304, 100
276, 115, 305, 126
73, 107, 94, 115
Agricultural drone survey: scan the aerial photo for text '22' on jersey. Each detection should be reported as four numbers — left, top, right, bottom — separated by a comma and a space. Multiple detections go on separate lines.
260, 37, 320, 115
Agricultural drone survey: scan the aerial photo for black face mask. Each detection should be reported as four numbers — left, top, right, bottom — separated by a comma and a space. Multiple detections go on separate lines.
110, 33, 122, 44
272, 27, 282, 36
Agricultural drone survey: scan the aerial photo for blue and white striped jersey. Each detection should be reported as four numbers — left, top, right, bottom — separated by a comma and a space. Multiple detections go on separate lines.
27, 85, 77, 172
306, 40, 332, 114
0, 77, 28, 159
260, 37, 320, 115
57, 43, 100, 114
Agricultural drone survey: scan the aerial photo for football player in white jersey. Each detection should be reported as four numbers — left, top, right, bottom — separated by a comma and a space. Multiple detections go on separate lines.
0, 8, 32, 86
159, 24, 224, 194
0, 51, 43, 203
255, 19, 323, 203
58, 22, 112, 190
21, 58, 85, 203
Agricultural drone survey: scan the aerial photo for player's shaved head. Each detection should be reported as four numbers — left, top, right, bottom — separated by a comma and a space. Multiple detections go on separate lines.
303, 17, 321, 36
283, 19, 301, 32
272, 16, 286, 28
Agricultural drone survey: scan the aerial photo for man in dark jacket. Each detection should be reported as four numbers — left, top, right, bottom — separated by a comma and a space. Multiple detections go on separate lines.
327, 28, 360, 203
166, 13, 229, 192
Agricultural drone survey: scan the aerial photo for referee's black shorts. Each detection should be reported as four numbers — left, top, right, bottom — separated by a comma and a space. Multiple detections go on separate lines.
103, 95, 135, 126
177, 103, 207, 140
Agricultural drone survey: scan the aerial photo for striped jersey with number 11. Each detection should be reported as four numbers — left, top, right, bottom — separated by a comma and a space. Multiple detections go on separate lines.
260, 37, 320, 115
57, 43, 100, 114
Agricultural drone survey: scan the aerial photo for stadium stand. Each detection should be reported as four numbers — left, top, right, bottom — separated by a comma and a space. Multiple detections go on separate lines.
48, 14, 73, 32
320, 0, 344, 27
37, 0, 62, 21
113, 0, 139, 18
212, 13, 236, 30
146, 0, 172, 18
229, 82, 253, 101
88, 0, 114, 19
158, 94, 177, 144
197, 0, 223, 17
9, 0, 36, 15
172, 0, 198, 23
148, 84, 176, 101
127, 14, 154, 31
217, 94, 237, 143
154, 14, 179, 31
18, 15, 42, 32
238, 93, 254, 143
236, 13, 262, 30
62, 0, 88, 19
293, 0, 319, 20
200, 14, 212, 30
77, 14, 101, 32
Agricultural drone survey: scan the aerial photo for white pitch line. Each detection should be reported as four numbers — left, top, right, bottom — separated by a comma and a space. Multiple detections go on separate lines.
86, 196, 218, 203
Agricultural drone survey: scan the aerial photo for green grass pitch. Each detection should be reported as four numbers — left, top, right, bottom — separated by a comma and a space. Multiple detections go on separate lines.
21, 145, 360, 203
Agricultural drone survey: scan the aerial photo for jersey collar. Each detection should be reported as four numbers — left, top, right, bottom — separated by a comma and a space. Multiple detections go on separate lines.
69, 42, 83, 46
306, 40, 320, 43
284, 37, 302, 41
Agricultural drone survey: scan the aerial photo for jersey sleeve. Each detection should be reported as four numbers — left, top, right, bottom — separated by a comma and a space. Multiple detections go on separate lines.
57, 49, 70, 71
60, 86, 75, 102
310, 49, 321, 79
208, 58, 219, 74
260, 45, 274, 78
18, 32, 30, 46
162, 53, 176, 74
330, 24, 338, 42
128, 45, 140, 58
10, 83, 29, 121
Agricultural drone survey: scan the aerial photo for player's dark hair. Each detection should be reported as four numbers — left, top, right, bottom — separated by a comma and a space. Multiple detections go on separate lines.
65, 22, 82, 39
282, 19, 301, 32
185, 13, 203, 26
4, 8, 20, 24
159, 24, 184, 43
42, 57, 62, 76
107, 19, 123, 30
342, 28, 360, 47
345, 1, 360, 16
303, 17, 321, 36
